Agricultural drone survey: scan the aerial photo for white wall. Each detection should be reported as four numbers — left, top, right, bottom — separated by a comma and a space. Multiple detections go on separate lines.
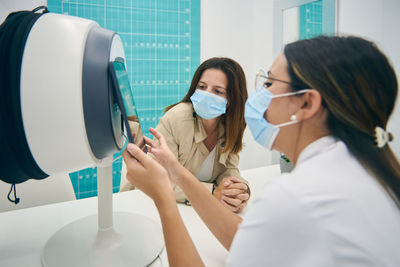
282, 6, 299, 45
338, 0, 400, 160
0, 0, 46, 23
201, 0, 276, 170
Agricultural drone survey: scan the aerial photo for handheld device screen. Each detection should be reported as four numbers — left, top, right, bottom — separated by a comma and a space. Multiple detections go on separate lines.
109, 58, 146, 152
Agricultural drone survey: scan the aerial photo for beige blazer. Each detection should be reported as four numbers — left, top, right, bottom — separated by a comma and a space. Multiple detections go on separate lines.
120, 102, 247, 202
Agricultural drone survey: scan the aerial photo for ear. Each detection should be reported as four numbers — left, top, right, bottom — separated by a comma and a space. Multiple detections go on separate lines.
294, 89, 323, 121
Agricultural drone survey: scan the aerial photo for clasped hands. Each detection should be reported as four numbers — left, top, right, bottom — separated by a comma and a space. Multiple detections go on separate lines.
212, 177, 250, 213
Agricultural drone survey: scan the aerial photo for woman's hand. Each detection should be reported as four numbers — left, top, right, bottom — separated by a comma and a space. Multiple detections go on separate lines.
213, 176, 250, 213
122, 143, 173, 203
124, 142, 205, 267
143, 128, 186, 186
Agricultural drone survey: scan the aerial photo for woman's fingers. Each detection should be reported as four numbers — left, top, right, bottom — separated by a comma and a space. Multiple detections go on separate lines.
221, 196, 242, 207
146, 145, 154, 154
237, 193, 250, 201
122, 148, 142, 168
220, 199, 239, 212
235, 202, 247, 213
143, 136, 157, 148
228, 177, 244, 184
149, 128, 167, 147
126, 143, 149, 167
226, 182, 248, 191
149, 148, 162, 160
222, 188, 243, 196
220, 177, 233, 187
221, 177, 248, 193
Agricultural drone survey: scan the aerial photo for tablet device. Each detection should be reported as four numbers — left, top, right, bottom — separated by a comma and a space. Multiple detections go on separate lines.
109, 58, 146, 152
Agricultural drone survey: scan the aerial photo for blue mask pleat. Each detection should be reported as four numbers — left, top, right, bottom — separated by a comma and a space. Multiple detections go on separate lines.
190, 90, 227, 119
245, 87, 280, 150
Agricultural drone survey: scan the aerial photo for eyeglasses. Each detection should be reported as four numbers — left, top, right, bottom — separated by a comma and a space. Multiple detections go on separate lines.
255, 70, 302, 91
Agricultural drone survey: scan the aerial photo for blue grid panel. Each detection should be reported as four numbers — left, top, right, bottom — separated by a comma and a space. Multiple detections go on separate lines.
299, 0, 323, 40
299, 0, 335, 40
322, 0, 336, 35
47, 0, 201, 199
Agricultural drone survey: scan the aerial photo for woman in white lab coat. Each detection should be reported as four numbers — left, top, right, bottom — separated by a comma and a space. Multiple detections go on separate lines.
122, 36, 400, 266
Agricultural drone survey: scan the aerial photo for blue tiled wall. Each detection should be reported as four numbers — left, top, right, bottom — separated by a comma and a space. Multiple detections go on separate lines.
299, 0, 335, 39
300, 0, 323, 39
47, 0, 201, 199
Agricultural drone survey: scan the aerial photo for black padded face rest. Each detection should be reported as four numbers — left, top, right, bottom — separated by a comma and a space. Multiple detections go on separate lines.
0, 8, 49, 184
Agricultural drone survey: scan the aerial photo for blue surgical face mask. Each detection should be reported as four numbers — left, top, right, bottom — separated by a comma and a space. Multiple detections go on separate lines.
190, 89, 228, 119
245, 86, 309, 150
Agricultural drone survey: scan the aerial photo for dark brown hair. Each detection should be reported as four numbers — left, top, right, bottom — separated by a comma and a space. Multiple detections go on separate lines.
284, 35, 400, 204
165, 57, 248, 154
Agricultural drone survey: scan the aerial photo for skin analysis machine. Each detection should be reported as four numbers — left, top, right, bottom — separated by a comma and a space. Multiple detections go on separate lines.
0, 7, 163, 267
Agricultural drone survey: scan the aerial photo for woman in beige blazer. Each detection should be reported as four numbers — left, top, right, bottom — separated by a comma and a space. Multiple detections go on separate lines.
121, 57, 250, 212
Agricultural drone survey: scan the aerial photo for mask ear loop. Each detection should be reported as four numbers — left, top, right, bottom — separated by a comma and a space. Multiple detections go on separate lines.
272, 90, 307, 128
270, 89, 310, 99
275, 115, 298, 128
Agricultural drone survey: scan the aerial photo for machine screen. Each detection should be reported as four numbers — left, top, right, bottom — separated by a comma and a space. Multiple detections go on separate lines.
109, 58, 145, 151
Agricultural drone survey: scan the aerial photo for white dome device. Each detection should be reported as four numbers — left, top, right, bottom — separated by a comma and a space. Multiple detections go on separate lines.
0, 7, 164, 267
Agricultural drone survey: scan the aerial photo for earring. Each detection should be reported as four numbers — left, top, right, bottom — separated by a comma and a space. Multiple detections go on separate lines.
290, 115, 297, 121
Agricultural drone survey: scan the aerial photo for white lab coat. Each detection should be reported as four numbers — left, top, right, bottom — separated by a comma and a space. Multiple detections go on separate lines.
227, 136, 400, 267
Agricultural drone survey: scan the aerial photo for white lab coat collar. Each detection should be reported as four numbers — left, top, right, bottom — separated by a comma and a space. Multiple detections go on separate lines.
296, 135, 338, 165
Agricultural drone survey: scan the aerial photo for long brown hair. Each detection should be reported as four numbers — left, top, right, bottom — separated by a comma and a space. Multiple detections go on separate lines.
284, 35, 400, 204
165, 57, 247, 154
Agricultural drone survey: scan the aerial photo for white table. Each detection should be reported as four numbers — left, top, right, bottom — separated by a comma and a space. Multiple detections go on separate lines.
0, 164, 281, 267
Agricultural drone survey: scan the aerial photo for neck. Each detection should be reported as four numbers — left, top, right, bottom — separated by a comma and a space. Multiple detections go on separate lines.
282, 109, 330, 166
200, 117, 220, 135
288, 127, 330, 166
